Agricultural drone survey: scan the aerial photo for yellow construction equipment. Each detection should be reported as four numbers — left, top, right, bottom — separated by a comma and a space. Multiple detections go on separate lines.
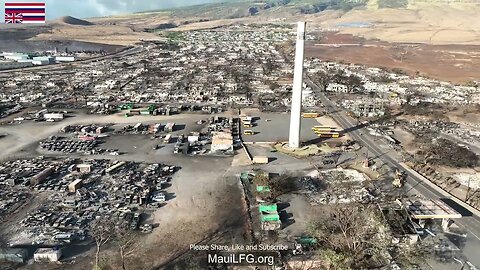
302, 112, 320, 118
392, 169, 407, 188
312, 126, 337, 131
317, 132, 340, 138
244, 130, 254, 135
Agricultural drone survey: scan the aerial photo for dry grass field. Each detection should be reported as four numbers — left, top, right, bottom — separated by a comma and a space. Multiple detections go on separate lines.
300, 1, 480, 44
306, 31, 480, 83
2, 2, 480, 80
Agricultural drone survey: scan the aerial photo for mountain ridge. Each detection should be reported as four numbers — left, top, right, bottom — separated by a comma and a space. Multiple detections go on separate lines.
54, 16, 94, 26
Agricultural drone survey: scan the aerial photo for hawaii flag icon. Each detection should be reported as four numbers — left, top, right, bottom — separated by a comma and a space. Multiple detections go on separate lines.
5, 2, 45, 24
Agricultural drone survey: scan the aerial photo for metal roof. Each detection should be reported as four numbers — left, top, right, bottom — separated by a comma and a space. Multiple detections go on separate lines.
404, 199, 462, 219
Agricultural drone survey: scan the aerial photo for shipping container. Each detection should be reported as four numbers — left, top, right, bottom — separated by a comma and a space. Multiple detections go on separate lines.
164, 123, 175, 132
256, 185, 271, 192
261, 214, 280, 222
253, 156, 269, 164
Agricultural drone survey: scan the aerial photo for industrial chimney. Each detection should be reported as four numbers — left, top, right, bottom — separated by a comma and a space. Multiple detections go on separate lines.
288, 21, 306, 149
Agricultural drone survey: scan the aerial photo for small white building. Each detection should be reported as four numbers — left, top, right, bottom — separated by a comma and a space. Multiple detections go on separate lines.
188, 135, 199, 143
44, 113, 64, 121
55, 56, 75, 62
326, 83, 349, 93
34, 248, 61, 262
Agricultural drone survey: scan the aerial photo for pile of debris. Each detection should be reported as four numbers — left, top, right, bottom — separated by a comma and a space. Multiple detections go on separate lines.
299, 169, 371, 205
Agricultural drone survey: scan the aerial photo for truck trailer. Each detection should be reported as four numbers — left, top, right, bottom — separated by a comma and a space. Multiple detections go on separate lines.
164, 123, 175, 132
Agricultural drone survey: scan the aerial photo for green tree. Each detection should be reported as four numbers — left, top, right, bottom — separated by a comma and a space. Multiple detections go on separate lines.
114, 225, 140, 270
90, 219, 114, 270
308, 203, 390, 268
318, 248, 352, 270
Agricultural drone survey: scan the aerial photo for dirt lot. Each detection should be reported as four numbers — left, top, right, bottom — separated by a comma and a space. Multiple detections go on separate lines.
392, 126, 417, 154
306, 32, 480, 84
309, 4, 480, 45
137, 156, 243, 269
446, 106, 480, 126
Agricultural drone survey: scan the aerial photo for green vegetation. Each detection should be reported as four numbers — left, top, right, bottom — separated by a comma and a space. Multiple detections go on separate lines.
318, 248, 353, 270
378, 0, 408, 8
252, 171, 298, 198
248, 23, 293, 29
371, 73, 395, 83
171, 1, 255, 20
465, 80, 479, 87
297, 0, 368, 13
308, 203, 390, 269
165, 32, 184, 42
313, 69, 364, 92
138, 0, 368, 21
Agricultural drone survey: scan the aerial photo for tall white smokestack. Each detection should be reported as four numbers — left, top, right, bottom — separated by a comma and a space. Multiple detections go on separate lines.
288, 21, 306, 149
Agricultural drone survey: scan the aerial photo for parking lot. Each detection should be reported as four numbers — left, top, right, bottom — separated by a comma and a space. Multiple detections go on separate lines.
240, 113, 324, 143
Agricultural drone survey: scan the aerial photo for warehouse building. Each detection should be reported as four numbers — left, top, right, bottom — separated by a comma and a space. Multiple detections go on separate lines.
33, 248, 62, 262
0, 248, 28, 263
0, 60, 33, 70
55, 56, 75, 62
3, 53, 29, 61
32, 56, 55, 65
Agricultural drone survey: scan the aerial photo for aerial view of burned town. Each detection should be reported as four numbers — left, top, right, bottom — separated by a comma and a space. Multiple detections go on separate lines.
1, 0, 480, 270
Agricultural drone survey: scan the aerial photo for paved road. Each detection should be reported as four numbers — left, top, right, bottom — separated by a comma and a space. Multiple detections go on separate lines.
306, 78, 480, 267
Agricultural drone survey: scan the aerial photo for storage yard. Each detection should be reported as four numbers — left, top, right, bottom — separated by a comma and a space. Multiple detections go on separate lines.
1, 157, 178, 246
0, 106, 251, 267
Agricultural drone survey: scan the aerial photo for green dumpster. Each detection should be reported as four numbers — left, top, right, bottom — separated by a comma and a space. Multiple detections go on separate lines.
261, 214, 280, 222
259, 204, 277, 213
256, 186, 271, 192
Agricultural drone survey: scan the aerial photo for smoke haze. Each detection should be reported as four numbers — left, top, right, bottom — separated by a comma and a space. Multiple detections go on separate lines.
1, 0, 229, 19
